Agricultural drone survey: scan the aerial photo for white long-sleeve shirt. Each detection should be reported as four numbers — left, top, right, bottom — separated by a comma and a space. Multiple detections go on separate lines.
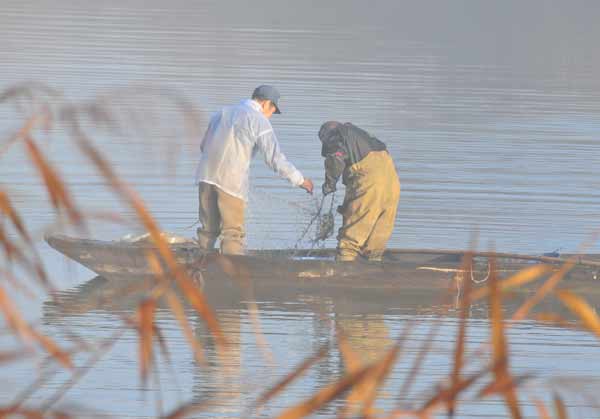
194, 99, 305, 201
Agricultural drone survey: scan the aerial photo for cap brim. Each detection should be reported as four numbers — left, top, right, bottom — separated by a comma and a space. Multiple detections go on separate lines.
274, 104, 281, 114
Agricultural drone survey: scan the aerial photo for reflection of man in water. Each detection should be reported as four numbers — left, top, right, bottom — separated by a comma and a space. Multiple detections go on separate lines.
195, 85, 313, 254
319, 122, 400, 262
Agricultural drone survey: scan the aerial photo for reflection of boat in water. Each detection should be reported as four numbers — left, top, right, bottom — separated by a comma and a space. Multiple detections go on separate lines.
42, 235, 600, 418
41, 265, 600, 418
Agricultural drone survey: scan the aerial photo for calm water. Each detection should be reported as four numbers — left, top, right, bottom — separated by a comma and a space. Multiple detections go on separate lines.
2, 0, 600, 417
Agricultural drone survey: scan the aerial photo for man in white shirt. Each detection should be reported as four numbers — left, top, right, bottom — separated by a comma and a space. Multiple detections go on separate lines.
195, 85, 313, 254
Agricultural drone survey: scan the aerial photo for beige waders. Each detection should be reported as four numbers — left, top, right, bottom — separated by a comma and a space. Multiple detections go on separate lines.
196, 182, 246, 255
337, 150, 400, 261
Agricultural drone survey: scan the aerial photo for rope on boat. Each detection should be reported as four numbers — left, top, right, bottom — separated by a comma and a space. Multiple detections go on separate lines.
470, 261, 491, 284
417, 261, 495, 284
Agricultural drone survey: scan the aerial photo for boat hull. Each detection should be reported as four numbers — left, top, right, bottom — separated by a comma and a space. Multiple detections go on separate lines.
45, 235, 600, 292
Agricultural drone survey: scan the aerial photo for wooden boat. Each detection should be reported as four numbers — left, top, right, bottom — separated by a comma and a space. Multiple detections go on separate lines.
44, 234, 600, 325
45, 234, 600, 290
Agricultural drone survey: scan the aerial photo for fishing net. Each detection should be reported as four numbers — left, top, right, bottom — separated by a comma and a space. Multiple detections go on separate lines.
292, 192, 337, 254
185, 184, 338, 253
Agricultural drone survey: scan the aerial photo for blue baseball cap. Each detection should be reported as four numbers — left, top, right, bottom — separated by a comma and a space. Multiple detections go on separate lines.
252, 85, 282, 114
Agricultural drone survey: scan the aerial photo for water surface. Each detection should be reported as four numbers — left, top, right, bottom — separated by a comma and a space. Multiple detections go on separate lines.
2, 1, 600, 417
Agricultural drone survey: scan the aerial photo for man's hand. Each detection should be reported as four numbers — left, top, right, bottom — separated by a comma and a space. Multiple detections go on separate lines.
300, 178, 314, 194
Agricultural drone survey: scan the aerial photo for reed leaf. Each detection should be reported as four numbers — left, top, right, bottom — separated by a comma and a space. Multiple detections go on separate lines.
359, 341, 403, 418
532, 398, 552, 419
0, 407, 72, 418
447, 251, 474, 417
532, 313, 573, 329
420, 369, 486, 416
469, 264, 552, 302
0, 223, 25, 263
138, 298, 157, 385
71, 127, 225, 349
0, 82, 61, 106
0, 350, 29, 365
336, 326, 366, 418
163, 400, 213, 419
271, 362, 375, 419
255, 344, 328, 408
512, 259, 576, 321
0, 190, 31, 244
397, 320, 440, 402
556, 290, 600, 339
0, 200, 49, 288
0, 284, 72, 369
140, 261, 205, 376
554, 393, 569, 419
477, 373, 533, 398
23, 135, 83, 226
339, 323, 407, 418
0, 110, 53, 157
0, 228, 50, 289
488, 258, 521, 419
164, 290, 206, 366
337, 326, 362, 373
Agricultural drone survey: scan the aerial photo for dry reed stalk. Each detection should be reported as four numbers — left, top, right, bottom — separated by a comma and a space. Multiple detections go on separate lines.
512, 260, 575, 321
0, 190, 32, 245
337, 325, 362, 372
0, 407, 73, 418
468, 264, 552, 302
0, 350, 30, 365
270, 359, 382, 419
0, 84, 211, 416
532, 397, 552, 419
152, 322, 182, 397
531, 313, 573, 329
446, 250, 474, 417
488, 258, 522, 419
336, 325, 367, 418
397, 319, 442, 404
554, 393, 569, 419
0, 223, 30, 270
39, 327, 127, 410
337, 323, 407, 419
146, 251, 207, 366
462, 261, 575, 385
163, 399, 214, 419
477, 371, 533, 398
0, 284, 72, 369
0, 267, 37, 300
5, 83, 595, 418
0, 226, 49, 298
511, 231, 600, 321
254, 344, 329, 408
555, 290, 600, 339
138, 298, 157, 385
164, 290, 206, 365
0, 111, 53, 158
358, 341, 403, 418
420, 370, 487, 418
23, 135, 83, 227
68, 122, 226, 351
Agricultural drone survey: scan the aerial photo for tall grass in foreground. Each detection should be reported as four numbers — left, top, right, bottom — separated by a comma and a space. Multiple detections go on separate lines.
1, 83, 600, 418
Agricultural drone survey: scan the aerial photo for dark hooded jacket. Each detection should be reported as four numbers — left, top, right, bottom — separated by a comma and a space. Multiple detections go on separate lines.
320, 123, 387, 195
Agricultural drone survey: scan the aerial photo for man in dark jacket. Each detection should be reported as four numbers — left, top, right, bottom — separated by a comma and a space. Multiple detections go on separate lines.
319, 121, 400, 261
